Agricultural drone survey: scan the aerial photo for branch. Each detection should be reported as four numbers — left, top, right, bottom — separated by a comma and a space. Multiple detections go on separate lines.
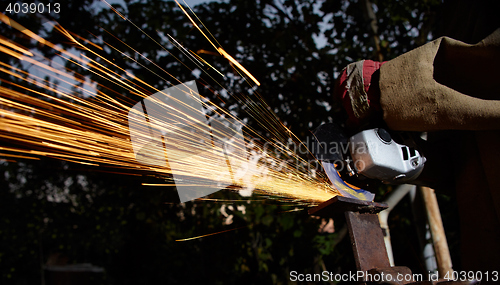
360, 0, 383, 61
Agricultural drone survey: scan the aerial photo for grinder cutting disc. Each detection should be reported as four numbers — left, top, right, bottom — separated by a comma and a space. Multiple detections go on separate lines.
322, 161, 375, 201
311, 123, 348, 162
312, 123, 375, 201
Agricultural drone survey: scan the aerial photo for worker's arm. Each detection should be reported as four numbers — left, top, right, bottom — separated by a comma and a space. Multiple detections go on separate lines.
336, 29, 500, 132
379, 28, 500, 132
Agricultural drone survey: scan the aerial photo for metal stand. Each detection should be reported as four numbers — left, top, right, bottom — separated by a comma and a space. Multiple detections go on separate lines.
309, 196, 478, 285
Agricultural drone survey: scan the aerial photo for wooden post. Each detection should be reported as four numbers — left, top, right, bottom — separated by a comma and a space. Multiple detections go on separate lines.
420, 186, 453, 278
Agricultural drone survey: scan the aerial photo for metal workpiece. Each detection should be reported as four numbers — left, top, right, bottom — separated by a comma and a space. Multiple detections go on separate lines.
309, 195, 480, 285
309, 196, 388, 218
310, 196, 392, 276
346, 211, 391, 272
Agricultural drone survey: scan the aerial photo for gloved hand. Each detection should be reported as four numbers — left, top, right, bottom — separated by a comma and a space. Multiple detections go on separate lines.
334, 60, 386, 129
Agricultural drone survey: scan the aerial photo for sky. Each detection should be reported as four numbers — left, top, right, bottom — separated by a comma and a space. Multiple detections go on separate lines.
104, 0, 225, 8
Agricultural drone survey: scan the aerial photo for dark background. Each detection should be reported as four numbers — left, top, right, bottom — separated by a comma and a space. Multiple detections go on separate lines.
1, 0, 464, 284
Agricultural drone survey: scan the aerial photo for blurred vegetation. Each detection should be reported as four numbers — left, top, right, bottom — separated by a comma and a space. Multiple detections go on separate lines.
0, 0, 460, 284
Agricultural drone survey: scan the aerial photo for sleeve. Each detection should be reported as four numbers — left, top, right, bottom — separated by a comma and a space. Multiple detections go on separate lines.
378, 28, 500, 131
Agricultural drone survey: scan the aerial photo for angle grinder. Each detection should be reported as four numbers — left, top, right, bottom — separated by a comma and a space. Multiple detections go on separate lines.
312, 123, 426, 201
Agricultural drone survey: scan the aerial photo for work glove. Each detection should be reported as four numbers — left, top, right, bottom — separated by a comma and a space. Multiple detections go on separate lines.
378, 32, 500, 132
334, 60, 385, 129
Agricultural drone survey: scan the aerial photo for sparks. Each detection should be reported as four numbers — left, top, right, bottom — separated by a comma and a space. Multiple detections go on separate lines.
175, 225, 248, 242
217, 47, 261, 86
0, 10, 339, 206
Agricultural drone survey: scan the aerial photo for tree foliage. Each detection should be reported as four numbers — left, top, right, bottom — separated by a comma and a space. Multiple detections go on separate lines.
1, 0, 448, 284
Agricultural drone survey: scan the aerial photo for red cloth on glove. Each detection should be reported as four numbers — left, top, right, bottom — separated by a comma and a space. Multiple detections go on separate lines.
335, 60, 386, 126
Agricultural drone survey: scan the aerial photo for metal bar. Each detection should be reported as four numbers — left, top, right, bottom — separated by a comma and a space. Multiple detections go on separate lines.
345, 211, 391, 272
379, 184, 416, 266
309, 196, 388, 218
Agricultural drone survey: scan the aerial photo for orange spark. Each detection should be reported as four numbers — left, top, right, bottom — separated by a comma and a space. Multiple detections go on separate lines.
176, 226, 248, 241
0, 35, 33, 56
217, 48, 261, 86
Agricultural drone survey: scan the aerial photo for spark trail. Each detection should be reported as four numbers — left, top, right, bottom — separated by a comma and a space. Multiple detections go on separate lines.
0, 6, 338, 205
